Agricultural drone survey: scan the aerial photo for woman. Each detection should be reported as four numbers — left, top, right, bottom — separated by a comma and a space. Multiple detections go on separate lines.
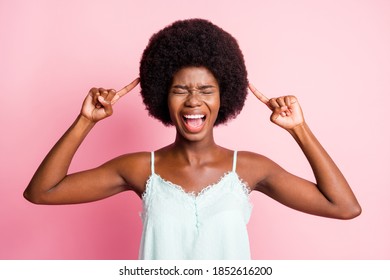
24, 19, 361, 259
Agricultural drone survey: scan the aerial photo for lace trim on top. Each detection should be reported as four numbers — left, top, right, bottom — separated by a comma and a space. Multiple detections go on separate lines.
142, 171, 251, 200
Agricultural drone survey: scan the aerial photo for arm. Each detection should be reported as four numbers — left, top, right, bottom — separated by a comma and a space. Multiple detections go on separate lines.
248, 84, 361, 219
23, 78, 140, 204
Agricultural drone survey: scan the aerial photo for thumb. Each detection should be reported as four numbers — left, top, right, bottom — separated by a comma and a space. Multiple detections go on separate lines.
98, 96, 113, 117
270, 107, 282, 123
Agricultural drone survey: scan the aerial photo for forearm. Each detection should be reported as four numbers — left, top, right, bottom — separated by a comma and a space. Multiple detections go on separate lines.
24, 115, 95, 202
288, 122, 361, 218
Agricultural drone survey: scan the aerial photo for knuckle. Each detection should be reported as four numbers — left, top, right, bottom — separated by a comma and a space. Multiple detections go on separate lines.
98, 88, 108, 94
288, 95, 298, 103
108, 89, 117, 97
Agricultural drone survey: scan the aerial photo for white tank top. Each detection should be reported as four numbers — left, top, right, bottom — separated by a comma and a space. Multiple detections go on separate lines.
139, 151, 252, 259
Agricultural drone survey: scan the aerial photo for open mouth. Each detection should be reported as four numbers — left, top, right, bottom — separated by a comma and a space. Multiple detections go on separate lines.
182, 114, 206, 132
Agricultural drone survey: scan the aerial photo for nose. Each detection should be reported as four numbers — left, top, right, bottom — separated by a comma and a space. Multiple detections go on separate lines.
184, 92, 202, 107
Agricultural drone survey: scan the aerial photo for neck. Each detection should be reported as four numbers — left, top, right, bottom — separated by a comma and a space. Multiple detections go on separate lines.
171, 133, 219, 165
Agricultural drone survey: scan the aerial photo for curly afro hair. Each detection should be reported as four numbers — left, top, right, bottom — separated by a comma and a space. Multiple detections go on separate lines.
139, 18, 248, 126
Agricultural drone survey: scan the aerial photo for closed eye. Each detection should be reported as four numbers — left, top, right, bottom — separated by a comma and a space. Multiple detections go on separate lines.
171, 91, 189, 96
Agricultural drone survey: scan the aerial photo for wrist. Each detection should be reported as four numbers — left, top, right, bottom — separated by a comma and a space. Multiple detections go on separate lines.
287, 122, 312, 145
75, 114, 96, 132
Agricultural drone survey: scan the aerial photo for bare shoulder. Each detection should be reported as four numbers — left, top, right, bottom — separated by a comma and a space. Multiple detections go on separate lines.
236, 150, 277, 170
236, 151, 283, 191
107, 151, 152, 197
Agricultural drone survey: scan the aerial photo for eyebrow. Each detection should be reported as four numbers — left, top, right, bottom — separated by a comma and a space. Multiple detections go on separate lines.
172, 85, 216, 90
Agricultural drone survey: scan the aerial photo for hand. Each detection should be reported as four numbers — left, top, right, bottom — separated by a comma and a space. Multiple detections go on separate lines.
81, 78, 140, 123
249, 83, 304, 131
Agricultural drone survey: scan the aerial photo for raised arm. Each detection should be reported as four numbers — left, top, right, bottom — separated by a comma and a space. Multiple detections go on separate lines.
248, 84, 361, 219
24, 78, 140, 204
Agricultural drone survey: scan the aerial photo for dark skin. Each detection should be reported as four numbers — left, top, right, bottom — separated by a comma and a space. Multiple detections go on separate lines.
24, 66, 361, 220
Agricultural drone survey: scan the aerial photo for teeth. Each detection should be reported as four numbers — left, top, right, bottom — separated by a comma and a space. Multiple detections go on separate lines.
183, 114, 205, 119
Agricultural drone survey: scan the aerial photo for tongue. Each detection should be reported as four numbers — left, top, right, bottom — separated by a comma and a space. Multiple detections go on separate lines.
186, 118, 203, 128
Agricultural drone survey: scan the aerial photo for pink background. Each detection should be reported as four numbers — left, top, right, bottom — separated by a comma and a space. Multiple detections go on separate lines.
1, 0, 389, 259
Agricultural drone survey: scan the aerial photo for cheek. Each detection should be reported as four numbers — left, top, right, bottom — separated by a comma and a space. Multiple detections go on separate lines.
213, 96, 221, 119
212, 96, 221, 112
167, 98, 180, 121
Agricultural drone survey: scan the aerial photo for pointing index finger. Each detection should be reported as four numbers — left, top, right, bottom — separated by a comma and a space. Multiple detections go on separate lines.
249, 83, 269, 105
116, 77, 140, 97
111, 78, 140, 105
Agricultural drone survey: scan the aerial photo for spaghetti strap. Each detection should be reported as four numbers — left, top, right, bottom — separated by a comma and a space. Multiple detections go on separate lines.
150, 151, 155, 174
232, 150, 237, 172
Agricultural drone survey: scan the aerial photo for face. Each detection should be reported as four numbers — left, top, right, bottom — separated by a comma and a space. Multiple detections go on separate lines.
168, 66, 220, 142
